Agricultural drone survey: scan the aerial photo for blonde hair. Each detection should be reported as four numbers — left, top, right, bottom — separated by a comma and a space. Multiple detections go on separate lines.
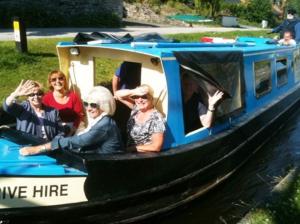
47, 70, 68, 91
139, 84, 154, 100
84, 86, 116, 116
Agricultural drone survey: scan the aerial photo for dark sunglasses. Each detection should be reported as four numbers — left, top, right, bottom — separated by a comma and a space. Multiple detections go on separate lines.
51, 76, 65, 82
131, 94, 148, 100
83, 101, 99, 109
27, 92, 43, 97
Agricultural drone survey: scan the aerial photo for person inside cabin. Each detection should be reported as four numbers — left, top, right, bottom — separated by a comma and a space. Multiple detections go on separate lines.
271, 8, 299, 39
112, 61, 141, 144
181, 74, 224, 133
43, 70, 85, 136
114, 84, 165, 153
112, 61, 141, 95
278, 31, 297, 46
2, 80, 65, 140
20, 86, 124, 156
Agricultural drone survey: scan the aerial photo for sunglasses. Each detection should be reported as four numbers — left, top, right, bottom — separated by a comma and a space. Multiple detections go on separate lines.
131, 94, 148, 100
27, 92, 43, 97
83, 101, 99, 109
51, 76, 65, 82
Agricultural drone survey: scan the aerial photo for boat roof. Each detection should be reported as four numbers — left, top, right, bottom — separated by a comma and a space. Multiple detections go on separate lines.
57, 37, 296, 58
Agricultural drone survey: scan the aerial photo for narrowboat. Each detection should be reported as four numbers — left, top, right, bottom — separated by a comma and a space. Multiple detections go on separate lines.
1, 36, 300, 223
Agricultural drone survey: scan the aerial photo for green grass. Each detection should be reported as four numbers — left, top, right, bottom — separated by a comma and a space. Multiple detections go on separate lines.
0, 38, 65, 101
239, 18, 262, 28
0, 30, 273, 102
241, 170, 300, 224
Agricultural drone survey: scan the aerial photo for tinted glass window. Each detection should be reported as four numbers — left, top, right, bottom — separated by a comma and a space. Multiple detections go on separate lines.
293, 49, 300, 82
254, 60, 272, 97
276, 58, 288, 87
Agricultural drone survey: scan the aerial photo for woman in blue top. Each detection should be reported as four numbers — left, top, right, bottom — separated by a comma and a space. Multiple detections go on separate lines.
3, 80, 64, 140
20, 86, 123, 155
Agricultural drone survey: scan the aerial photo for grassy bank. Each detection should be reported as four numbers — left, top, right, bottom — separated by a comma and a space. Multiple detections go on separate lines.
240, 168, 300, 224
0, 30, 272, 102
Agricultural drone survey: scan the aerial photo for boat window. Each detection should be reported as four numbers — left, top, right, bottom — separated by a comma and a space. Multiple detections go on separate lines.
180, 72, 206, 133
293, 49, 300, 82
94, 58, 122, 87
94, 58, 142, 144
276, 58, 288, 87
254, 60, 272, 98
175, 51, 244, 134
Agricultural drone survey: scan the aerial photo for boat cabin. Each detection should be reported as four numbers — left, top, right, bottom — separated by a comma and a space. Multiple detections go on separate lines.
57, 37, 300, 150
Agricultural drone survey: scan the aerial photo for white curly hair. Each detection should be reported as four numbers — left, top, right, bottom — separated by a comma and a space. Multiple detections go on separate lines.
84, 86, 116, 116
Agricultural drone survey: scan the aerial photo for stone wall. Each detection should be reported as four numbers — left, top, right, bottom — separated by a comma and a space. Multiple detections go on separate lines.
123, 2, 185, 26
0, 0, 123, 28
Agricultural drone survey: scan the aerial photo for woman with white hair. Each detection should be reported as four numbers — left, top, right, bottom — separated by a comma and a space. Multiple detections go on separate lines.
115, 84, 165, 153
20, 86, 123, 156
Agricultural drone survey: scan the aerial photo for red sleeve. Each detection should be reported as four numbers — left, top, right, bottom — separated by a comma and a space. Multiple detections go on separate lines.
42, 92, 52, 107
70, 91, 85, 128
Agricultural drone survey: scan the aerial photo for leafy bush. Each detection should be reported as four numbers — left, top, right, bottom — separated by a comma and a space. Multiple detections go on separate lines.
166, 0, 193, 13
222, 3, 247, 17
287, 0, 300, 15
244, 0, 276, 27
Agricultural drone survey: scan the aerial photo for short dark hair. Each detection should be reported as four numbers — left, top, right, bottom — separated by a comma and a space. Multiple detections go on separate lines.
287, 8, 296, 15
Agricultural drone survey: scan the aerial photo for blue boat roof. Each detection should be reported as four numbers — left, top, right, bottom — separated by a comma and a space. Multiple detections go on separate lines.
57, 37, 295, 58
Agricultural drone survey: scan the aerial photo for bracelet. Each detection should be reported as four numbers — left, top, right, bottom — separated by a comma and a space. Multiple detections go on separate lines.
8, 94, 18, 103
208, 105, 215, 112
11, 92, 19, 99
40, 145, 47, 153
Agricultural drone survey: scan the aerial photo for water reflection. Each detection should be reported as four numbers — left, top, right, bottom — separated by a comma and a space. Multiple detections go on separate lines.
145, 110, 300, 224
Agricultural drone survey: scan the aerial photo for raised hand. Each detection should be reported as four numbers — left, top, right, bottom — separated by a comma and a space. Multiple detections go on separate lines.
6, 80, 37, 106
13, 80, 36, 97
132, 86, 149, 96
208, 90, 224, 109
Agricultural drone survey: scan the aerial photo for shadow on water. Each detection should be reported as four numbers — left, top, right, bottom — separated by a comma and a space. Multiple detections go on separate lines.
141, 110, 300, 224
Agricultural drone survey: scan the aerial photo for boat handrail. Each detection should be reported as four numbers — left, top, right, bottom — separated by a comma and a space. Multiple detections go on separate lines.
130, 42, 256, 48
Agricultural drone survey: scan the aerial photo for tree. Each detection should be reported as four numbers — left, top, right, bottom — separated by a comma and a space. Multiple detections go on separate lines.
245, 0, 275, 25
286, 0, 300, 15
194, 0, 223, 18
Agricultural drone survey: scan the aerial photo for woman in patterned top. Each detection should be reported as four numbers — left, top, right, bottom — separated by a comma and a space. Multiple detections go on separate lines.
115, 84, 165, 152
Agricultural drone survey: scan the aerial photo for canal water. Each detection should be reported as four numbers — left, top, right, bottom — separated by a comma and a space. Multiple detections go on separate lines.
144, 110, 300, 224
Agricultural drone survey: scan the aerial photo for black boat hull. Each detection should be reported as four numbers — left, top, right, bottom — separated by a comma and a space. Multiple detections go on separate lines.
2, 84, 300, 224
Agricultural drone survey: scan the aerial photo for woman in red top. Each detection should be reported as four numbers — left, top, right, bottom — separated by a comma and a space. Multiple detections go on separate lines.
43, 70, 85, 135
